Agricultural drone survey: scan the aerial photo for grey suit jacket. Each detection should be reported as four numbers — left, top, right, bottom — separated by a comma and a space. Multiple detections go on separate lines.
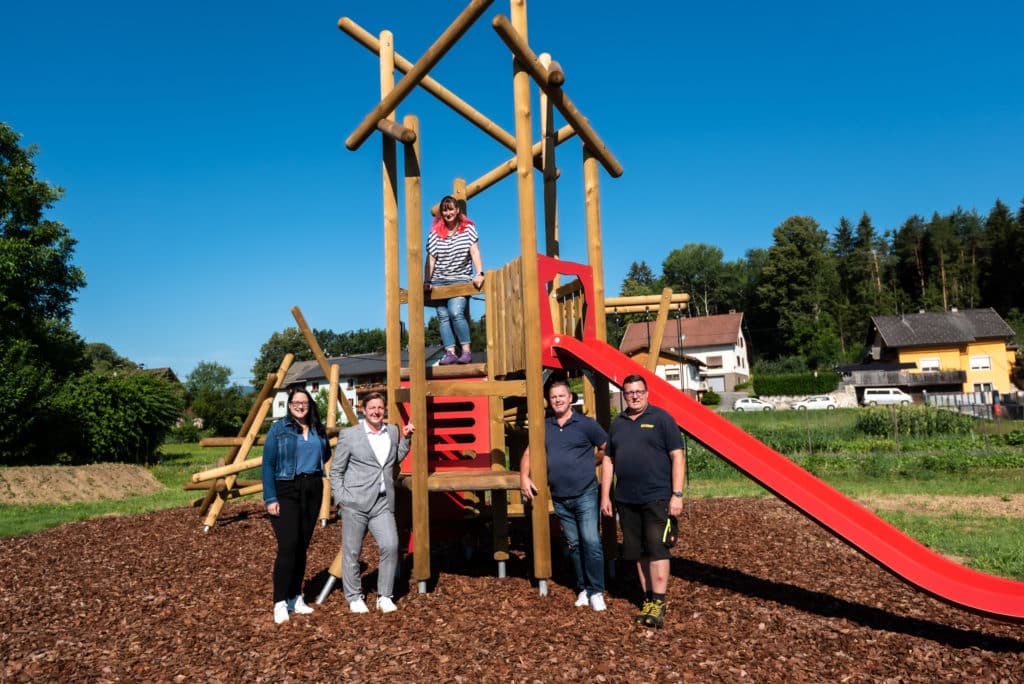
330, 421, 411, 514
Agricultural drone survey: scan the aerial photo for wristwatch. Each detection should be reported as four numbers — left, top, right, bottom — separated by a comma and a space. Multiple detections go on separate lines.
672, 490, 684, 497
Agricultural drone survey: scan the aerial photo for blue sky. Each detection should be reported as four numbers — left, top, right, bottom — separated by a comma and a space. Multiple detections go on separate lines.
6, 1, 1023, 385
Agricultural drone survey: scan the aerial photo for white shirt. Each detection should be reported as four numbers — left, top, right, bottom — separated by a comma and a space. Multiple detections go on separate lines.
364, 421, 391, 493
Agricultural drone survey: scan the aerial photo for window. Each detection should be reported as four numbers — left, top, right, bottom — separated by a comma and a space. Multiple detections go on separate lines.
919, 358, 940, 372
969, 355, 992, 371
311, 382, 320, 392
665, 368, 680, 382
706, 355, 723, 369
973, 382, 993, 392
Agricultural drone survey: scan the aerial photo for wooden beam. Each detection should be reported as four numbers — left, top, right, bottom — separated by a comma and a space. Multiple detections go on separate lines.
606, 293, 690, 307
424, 379, 526, 397
292, 305, 358, 425
492, 13, 624, 178
200, 436, 268, 447
396, 469, 521, 492
381, 30, 402, 429
339, 16, 517, 155
646, 288, 674, 373
604, 303, 689, 315
429, 125, 576, 215
343, 0, 495, 151
376, 117, 416, 143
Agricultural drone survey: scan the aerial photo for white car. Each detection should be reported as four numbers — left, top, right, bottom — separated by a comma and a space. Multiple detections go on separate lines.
791, 395, 837, 410
733, 397, 774, 411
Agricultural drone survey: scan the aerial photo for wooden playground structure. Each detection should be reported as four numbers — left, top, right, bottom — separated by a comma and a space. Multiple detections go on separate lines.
188, 0, 692, 597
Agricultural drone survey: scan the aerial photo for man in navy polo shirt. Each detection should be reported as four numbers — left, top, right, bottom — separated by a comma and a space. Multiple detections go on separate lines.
601, 374, 685, 628
520, 379, 609, 611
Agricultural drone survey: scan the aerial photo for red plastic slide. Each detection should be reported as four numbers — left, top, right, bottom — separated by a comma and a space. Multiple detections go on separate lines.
544, 334, 1024, 623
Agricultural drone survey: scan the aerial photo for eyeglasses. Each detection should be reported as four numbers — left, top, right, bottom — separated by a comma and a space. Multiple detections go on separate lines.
289, 401, 309, 408
624, 390, 647, 397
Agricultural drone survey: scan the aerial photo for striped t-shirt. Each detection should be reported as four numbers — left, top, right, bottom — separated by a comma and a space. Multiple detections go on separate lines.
427, 223, 478, 283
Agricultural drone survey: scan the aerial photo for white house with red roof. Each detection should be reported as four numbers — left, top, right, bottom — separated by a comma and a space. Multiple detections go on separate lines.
618, 312, 750, 394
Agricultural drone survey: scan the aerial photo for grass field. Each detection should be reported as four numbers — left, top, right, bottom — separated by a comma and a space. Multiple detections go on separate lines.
2, 410, 1023, 578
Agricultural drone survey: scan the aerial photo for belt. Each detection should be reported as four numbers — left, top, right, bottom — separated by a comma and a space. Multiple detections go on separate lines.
295, 471, 323, 479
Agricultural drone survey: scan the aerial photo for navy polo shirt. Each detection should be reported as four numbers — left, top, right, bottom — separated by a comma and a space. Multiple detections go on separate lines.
544, 411, 608, 498
607, 404, 683, 504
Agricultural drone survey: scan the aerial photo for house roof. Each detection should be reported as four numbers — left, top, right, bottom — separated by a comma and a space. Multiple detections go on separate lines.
619, 312, 744, 356
282, 346, 444, 384
870, 308, 1014, 348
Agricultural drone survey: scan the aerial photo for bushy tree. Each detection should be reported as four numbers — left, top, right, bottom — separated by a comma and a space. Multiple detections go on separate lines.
0, 123, 87, 461
757, 216, 841, 368
49, 371, 184, 464
186, 362, 250, 436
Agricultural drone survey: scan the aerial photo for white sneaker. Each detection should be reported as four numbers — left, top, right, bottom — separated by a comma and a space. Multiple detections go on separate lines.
349, 599, 369, 614
589, 592, 607, 612
292, 595, 314, 615
575, 590, 589, 607
273, 600, 290, 624
377, 596, 397, 613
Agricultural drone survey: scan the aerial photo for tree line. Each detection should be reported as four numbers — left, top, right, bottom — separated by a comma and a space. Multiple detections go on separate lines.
612, 206, 1024, 371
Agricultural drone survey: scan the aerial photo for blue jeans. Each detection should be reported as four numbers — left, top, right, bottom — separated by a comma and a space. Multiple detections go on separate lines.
552, 479, 605, 595
434, 278, 471, 349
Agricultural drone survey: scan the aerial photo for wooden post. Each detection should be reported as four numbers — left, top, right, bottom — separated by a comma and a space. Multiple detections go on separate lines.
381, 29, 402, 427
344, 0, 495, 151
539, 53, 561, 332
507, 0, 552, 587
646, 287, 675, 373
291, 306, 358, 425
320, 363, 341, 524
403, 114, 431, 588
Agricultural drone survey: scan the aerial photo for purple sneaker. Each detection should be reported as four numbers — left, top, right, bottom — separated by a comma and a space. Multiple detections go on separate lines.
457, 350, 473, 364
439, 352, 459, 365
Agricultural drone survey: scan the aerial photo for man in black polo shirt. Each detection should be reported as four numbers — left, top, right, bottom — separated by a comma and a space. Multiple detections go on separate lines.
521, 379, 609, 611
601, 374, 685, 628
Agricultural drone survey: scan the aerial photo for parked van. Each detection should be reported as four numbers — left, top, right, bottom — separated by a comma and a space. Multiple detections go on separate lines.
861, 387, 913, 406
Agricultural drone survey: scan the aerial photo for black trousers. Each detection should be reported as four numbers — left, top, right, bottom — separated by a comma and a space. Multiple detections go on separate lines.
270, 475, 322, 603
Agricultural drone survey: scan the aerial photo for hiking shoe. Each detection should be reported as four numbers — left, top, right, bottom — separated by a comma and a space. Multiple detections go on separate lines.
439, 352, 459, 365
291, 595, 314, 615
575, 590, 589, 607
457, 350, 473, 364
377, 596, 397, 613
643, 598, 666, 628
589, 593, 607, 612
273, 600, 290, 624
349, 599, 369, 614
634, 599, 655, 625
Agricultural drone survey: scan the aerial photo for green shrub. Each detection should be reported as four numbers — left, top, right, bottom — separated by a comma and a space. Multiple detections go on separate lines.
753, 371, 840, 397
855, 405, 975, 438
50, 371, 185, 464
701, 390, 721, 406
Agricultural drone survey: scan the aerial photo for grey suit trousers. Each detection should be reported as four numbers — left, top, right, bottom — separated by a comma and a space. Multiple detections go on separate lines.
341, 492, 399, 603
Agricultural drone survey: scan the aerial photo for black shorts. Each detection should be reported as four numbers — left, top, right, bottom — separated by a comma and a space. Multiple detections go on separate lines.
618, 500, 671, 561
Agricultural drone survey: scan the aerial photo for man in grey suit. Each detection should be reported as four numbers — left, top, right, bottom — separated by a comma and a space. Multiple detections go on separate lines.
330, 392, 414, 614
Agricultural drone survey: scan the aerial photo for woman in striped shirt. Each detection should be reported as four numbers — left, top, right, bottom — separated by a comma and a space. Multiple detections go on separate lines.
424, 196, 484, 364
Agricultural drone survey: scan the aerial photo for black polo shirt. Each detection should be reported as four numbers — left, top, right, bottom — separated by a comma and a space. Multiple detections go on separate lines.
607, 404, 684, 504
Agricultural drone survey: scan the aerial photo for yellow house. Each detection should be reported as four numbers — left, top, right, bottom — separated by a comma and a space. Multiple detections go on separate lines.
867, 308, 1017, 394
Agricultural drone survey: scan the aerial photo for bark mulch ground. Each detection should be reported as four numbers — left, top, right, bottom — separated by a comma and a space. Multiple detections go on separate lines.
1, 498, 1021, 682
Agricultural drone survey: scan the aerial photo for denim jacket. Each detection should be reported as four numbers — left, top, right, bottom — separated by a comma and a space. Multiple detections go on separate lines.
261, 417, 329, 506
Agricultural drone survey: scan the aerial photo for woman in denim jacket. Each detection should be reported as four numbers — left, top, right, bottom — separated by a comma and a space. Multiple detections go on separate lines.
261, 386, 330, 624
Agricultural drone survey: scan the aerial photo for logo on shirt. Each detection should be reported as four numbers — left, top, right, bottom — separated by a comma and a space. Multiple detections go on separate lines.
640, 423, 655, 429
